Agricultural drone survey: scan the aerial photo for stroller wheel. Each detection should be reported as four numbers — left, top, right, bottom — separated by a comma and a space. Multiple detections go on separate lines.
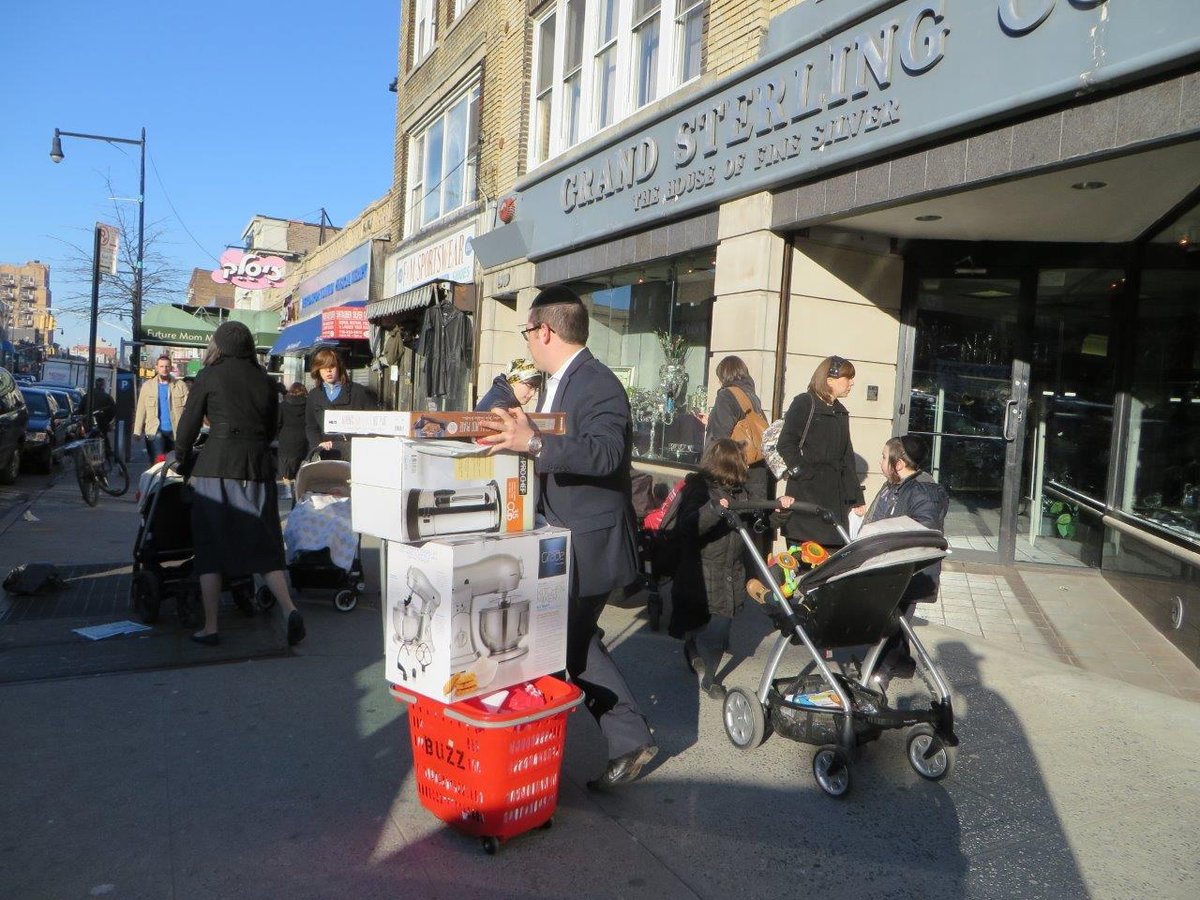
812, 745, 852, 798
723, 688, 769, 750
131, 571, 161, 624
906, 724, 956, 781
256, 584, 277, 611
334, 589, 358, 613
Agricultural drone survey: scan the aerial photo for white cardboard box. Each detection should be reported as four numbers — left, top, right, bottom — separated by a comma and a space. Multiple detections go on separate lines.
350, 436, 536, 542
325, 408, 566, 438
384, 528, 570, 702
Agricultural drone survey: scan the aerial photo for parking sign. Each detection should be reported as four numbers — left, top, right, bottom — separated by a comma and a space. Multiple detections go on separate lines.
97, 222, 119, 275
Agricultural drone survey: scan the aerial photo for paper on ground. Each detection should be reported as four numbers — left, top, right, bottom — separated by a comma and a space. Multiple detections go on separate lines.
73, 620, 153, 641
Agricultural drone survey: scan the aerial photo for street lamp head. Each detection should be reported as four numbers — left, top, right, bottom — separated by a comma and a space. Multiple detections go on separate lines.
50, 130, 64, 163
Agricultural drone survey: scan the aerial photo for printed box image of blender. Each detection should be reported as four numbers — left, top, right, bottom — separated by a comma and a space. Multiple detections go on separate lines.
445, 553, 528, 698
392, 567, 440, 681
406, 480, 502, 540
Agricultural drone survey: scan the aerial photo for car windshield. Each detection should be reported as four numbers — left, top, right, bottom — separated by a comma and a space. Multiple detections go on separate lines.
21, 391, 50, 415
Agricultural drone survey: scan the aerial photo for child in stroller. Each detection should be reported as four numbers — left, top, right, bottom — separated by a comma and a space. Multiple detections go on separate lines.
280, 454, 365, 612
716, 498, 959, 798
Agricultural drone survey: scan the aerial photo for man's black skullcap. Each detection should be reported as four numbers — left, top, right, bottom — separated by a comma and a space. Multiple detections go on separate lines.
530, 285, 584, 309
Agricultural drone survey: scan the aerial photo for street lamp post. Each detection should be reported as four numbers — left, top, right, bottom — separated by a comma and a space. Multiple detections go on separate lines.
50, 127, 146, 374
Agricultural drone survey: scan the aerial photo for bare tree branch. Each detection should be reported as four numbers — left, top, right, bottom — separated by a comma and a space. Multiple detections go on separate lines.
49, 175, 189, 322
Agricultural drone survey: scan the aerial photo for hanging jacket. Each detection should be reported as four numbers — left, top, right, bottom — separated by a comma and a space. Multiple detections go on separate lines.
420, 297, 473, 402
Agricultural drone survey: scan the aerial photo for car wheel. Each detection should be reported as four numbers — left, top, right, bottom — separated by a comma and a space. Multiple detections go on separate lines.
37, 445, 52, 473
0, 447, 18, 484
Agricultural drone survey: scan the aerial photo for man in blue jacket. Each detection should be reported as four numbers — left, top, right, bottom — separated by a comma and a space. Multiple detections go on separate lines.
482, 286, 657, 790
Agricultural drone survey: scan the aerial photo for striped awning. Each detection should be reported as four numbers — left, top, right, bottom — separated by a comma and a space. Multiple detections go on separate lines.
366, 283, 437, 321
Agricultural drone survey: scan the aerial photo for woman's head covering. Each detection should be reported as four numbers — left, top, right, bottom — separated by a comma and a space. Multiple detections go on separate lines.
504, 358, 541, 385
212, 321, 256, 359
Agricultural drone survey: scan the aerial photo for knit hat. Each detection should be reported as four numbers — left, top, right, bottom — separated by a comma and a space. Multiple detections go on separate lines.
212, 321, 256, 359
530, 285, 584, 309
504, 358, 541, 385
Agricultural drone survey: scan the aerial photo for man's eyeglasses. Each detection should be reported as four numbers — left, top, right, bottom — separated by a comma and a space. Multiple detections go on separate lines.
518, 323, 541, 340
828, 356, 849, 377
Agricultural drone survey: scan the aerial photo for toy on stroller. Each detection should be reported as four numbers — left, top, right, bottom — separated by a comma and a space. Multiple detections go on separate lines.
715, 499, 958, 798
279, 454, 365, 612
131, 456, 256, 628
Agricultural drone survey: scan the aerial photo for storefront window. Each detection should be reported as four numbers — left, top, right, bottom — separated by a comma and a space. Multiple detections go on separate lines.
567, 251, 714, 464
1120, 268, 1200, 542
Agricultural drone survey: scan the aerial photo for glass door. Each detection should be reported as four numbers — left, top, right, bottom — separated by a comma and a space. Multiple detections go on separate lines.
905, 273, 1031, 562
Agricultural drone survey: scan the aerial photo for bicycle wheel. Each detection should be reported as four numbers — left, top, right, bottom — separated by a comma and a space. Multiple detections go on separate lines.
75, 454, 99, 507
98, 454, 129, 497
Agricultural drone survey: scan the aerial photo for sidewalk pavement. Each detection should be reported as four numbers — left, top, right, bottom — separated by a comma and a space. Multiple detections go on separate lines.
1, 472, 1198, 899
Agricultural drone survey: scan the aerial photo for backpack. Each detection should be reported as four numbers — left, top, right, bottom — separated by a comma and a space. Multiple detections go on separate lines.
3, 563, 66, 596
728, 386, 769, 466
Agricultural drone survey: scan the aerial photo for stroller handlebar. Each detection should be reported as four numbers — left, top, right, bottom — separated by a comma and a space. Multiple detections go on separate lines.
718, 499, 836, 521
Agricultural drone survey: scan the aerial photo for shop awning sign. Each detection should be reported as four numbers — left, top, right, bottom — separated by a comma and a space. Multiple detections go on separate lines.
390, 225, 475, 295
320, 304, 369, 340
211, 249, 286, 291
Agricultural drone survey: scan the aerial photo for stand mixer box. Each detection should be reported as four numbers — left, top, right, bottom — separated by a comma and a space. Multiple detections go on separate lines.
350, 437, 536, 542
384, 528, 571, 702
325, 409, 567, 438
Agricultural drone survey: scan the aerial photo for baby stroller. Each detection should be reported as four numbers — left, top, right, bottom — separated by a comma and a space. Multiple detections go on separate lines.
716, 499, 958, 798
131, 456, 257, 628
278, 454, 365, 613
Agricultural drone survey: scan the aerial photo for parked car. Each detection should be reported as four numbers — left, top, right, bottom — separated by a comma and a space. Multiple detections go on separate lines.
33, 384, 85, 437
0, 367, 29, 484
18, 386, 72, 472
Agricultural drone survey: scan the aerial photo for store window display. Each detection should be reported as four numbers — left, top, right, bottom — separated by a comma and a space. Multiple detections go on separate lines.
565, 251, 714, 465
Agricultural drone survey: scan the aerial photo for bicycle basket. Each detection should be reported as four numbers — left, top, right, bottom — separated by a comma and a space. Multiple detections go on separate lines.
80, 438, 106, 467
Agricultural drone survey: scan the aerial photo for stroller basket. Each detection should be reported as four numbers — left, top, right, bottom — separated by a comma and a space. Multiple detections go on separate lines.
767, 674, 887, 746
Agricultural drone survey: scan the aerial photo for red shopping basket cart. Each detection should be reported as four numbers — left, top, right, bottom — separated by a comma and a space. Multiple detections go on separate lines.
391, 675, 583, 854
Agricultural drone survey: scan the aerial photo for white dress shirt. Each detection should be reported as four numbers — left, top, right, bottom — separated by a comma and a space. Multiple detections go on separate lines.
538, 347, 585, 412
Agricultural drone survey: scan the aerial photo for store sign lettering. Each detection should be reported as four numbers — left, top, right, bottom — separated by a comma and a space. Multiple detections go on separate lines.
395, 225, 475, 294
211, 250, 286, 291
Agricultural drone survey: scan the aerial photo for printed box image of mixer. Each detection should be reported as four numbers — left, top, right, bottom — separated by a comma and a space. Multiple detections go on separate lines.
384, 529, 570, 702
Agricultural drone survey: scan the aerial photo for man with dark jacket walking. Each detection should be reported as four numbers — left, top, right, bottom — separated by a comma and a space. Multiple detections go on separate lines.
481, 286, 657, 791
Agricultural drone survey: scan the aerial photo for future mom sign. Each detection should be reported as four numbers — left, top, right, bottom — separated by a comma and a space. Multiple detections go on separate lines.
505, 0, 1199, 260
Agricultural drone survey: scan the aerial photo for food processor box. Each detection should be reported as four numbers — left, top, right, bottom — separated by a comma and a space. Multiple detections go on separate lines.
325, 409, 566, 439
383, 527, 571, 703
350, 437, 536, 542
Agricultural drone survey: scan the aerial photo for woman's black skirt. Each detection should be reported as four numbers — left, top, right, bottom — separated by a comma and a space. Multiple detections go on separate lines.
190, 476, 286, 576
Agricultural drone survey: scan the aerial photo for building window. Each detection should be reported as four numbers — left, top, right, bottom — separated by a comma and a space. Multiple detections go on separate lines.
413, 0, 436, 65
529, 0, 707, 167
453, 0, 476, 19
675, 0, 705, 84
565, 250, 716, 464
633, 0, 661, 108
408, 83, 481, 233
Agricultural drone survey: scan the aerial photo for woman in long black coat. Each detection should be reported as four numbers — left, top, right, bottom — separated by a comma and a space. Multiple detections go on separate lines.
304, 348, 377, 461
777, 355, 866, 549
175, 322, 306, 647
276, 382, 309, 483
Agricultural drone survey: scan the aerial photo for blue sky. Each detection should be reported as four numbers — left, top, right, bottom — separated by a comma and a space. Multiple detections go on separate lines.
2, 1, 400, 350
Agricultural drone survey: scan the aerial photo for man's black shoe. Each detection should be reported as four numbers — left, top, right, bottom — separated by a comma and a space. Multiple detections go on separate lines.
587, 743, 658, 792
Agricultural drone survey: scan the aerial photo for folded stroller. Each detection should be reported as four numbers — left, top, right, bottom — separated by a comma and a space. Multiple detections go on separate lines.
279, 456, 365, 612
716, 500, 958, 798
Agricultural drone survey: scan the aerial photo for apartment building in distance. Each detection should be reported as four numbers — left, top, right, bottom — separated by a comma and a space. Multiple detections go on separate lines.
0, 260, 55, 352
185, 267, 236, 309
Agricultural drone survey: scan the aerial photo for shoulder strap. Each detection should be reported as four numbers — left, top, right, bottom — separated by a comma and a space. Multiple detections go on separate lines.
727, 386, 753, 415
798, 394, 817, 453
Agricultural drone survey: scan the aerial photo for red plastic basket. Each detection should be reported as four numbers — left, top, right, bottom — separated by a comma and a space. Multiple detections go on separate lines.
391, 675, 583, 851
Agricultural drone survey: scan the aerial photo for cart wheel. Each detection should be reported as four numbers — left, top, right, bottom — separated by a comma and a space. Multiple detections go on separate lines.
334, 590, 358, 613
481, 836, 500, 855
812, 745, 852, 798
355, 581, 367, 593
131, 571, 161, 624
231, 584, 256, 618
256, 584, 276, 611
723, 688, 769, 750
539, 816, 555, 831
906, 724, 956, 781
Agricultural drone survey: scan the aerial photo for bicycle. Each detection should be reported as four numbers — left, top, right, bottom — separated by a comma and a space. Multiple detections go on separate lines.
64, 412, 129, 506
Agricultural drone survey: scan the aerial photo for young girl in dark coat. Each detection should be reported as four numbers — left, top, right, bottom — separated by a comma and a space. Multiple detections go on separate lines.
671, 438, 794, 700
276, 382, 309, 483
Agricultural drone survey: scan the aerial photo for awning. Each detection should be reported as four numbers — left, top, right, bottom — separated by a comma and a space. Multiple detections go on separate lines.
229, 309, 280, 350
269, 301, 369, 356
366, 283, 437, 321
139, 304, 219, 348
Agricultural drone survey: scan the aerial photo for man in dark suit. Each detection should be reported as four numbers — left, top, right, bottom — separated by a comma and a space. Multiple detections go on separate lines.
482, 285, 657, 790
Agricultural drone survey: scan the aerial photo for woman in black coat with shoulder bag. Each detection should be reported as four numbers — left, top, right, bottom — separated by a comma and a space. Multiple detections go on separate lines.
305, 348, 377, 461
777, 355, 866, 551
175, 322, 306, 647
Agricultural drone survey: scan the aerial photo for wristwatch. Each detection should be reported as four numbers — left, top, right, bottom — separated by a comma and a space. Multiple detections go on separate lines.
527, 434, 543, 458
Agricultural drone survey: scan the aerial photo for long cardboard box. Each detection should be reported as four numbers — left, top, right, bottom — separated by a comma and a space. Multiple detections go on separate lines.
325, 409, 566, 439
